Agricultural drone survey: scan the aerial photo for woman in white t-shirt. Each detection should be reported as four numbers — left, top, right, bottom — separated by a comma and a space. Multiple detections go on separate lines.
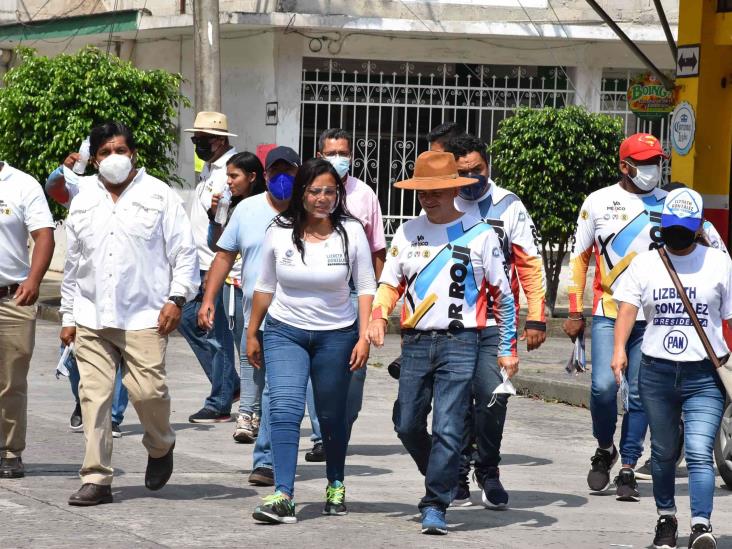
246, 158, 376, 524
612, 188, 730, 549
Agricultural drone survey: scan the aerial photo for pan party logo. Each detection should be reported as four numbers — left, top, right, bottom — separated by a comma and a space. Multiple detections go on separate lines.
580, 209, 589, 220
390, 246, 399, 257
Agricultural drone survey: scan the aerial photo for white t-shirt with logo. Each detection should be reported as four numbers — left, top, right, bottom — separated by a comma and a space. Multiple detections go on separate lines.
255, 218, 376, 330
614, 245, 732, 361
0, 163, 55, 286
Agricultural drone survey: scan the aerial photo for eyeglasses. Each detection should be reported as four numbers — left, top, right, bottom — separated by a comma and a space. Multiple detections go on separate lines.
306, 187, 338, 198
321, 152, 351, 158
190, 136, 216, 145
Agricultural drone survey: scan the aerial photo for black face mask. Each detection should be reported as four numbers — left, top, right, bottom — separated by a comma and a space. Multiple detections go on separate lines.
661, 226, 696, 251
195, 139, 215, 161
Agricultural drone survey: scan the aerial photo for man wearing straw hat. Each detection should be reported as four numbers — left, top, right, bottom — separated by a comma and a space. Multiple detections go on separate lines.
181, 112, 242, 423
367, 151, 518, 535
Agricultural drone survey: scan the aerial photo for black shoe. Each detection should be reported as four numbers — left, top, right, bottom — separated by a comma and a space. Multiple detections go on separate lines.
614, 468, 640, 502
145, 444, 174, 491
248, 467, 274, 486
688, 524, 716, 549
587, 446, 618, 492
634, 458, 652, 481
388, 357, 401, 380
451, 477, 471, 507
112, 422, 122, 439
68, 483, 113, 506
0, 457, 24, 479
305, 442, 326, 462
70, 402, 83, 432
653, 515, 678, 549
481, 466, 509, 509
188, 408, 232, 423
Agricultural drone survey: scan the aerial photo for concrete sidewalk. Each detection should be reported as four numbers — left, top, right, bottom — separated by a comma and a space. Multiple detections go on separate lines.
37, 276, 596, 410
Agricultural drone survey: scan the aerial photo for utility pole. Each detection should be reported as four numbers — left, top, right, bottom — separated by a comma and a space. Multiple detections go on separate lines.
193, 0, 221, 112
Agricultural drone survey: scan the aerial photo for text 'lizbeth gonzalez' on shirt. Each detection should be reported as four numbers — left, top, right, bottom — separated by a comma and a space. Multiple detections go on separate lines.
614, 245, 732, 361
373, 213, 517, 357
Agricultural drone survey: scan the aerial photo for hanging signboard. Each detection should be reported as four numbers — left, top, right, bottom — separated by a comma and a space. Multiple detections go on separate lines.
626, 73, 675, 120
671, 101, 696, 156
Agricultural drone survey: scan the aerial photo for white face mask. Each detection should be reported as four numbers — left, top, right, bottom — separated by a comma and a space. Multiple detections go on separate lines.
627, 162, 661, 191
98, 154, 133, 185
325, 155, 351, 179
487, 368, 516, 408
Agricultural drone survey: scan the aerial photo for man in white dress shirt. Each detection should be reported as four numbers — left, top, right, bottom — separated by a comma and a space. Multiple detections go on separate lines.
59, 122, 199, 506
0, 162, 55, 479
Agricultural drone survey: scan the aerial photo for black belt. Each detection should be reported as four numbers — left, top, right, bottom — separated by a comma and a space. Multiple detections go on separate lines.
0, 284, 19, 299
401, 327, 479, 336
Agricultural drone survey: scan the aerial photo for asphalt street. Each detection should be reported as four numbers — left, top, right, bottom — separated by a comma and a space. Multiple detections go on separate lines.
2, 320, 731, 548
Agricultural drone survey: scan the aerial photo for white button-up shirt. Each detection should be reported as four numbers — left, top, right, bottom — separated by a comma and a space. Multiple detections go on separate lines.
189, 147, 238, 272
60, 168, 200, 330
0, 163, 55, 286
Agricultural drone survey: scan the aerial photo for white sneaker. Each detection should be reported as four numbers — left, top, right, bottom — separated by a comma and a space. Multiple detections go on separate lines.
233, 414, 255, 443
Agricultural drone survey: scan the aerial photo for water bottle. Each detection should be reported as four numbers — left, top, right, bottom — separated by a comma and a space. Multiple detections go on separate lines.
214, 186, 232, 224
72, 137, 91, 175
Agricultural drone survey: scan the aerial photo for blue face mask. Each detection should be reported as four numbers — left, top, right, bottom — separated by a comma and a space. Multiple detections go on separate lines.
458, 174, 489, 201
268, 172, 295, 201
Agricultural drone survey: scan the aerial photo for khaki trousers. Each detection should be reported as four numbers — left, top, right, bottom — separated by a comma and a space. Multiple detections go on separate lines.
0, 296, 36, 458
75, 325, 175, 485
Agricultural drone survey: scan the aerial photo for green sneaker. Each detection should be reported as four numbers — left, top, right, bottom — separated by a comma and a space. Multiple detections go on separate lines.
323, 481, 347, 515
252, 491, 296, 524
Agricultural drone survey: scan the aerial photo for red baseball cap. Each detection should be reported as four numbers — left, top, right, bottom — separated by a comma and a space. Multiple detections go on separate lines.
619, 133, 667, 162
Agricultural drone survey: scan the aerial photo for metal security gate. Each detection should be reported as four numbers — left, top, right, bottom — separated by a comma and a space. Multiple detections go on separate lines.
300, 57, 575, 236
600, 70, 673, 184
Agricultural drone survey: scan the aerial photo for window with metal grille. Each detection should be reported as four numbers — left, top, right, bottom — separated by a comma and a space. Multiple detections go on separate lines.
300, 57, 574, 236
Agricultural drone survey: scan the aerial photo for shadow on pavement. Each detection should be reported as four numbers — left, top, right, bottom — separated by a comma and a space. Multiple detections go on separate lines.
24, 464, 126, 478
500, 453, 552, 467
113, 483, 257, 501
294, 464, 392, 482
347, 443, 406, 457
120, 423, 215, 436
500, 490, 587, 509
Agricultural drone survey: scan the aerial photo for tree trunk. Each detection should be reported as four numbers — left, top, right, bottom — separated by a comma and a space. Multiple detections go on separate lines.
542, 240, 568, 316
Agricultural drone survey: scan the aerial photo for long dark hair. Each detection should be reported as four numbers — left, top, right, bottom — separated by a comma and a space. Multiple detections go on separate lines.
274, 157, 357, 268
226, 151, 265, 210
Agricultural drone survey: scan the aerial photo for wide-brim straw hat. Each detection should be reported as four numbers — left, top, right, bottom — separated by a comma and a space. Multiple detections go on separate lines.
184, 111, 237, 137
394, 151, 478, 190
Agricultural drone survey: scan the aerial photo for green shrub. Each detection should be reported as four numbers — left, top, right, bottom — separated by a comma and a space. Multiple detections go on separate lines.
489, 106, 624, 313
0, 46, 189, 219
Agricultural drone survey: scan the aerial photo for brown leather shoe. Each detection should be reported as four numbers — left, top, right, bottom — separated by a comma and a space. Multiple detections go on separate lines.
0, 457, 24, 478
145, 443, 174, 491
68, 483, 113, 506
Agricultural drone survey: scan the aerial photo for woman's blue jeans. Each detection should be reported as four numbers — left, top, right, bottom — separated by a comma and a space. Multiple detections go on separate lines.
591, 315, 647, 465
639, 354, 725, 520
263, 315, 357, 498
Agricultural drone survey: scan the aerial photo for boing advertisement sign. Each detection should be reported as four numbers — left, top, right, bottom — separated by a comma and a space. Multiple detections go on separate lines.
626, 73, 675, 121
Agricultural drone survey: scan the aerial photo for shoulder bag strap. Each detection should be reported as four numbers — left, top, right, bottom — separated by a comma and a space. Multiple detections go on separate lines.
657, 247, 721, 368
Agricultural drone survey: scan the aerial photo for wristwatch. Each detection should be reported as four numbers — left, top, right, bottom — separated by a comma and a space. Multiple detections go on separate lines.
168, 295, 186, 309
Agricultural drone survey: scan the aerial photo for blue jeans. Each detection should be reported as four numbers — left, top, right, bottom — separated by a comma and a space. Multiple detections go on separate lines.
639, 354, 725, 520
252, 379, 272, 470
263, 315, 357, 498
67, 353, 128, 425
591, 316, 647, 465
393, 329, 478, 511
460, 326, 505, 478
239, 326, 265, 417
306, 293, 366, 444
177, 270, 238, 413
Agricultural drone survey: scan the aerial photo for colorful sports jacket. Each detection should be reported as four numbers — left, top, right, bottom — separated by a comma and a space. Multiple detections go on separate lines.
372, 213, 517, 357
455, 181, 546, 331
569, 183, 728, 320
